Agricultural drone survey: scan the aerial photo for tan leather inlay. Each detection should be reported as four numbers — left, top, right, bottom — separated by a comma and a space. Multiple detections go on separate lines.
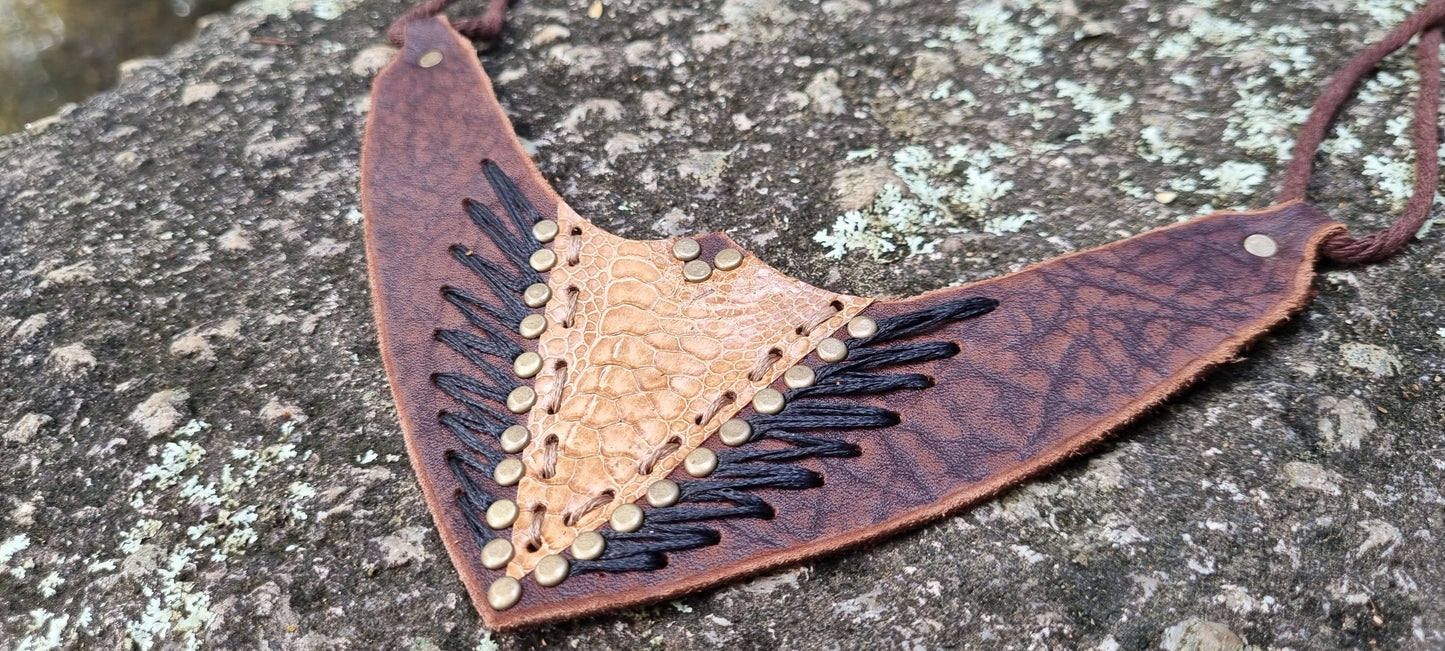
506, 203, 871, 575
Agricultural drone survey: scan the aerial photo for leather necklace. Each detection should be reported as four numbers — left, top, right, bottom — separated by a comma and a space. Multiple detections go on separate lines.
362, 0, 1444, 631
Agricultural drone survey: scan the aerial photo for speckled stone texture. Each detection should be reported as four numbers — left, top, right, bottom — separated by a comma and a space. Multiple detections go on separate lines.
2, 0, 1444, 649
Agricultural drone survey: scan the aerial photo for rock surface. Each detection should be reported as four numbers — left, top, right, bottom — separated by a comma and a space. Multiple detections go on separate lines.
3, 0, 1445, 649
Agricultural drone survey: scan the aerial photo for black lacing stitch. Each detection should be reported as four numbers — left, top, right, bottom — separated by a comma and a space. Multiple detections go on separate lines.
571, 296, 999, 575
431, 160, 546, 551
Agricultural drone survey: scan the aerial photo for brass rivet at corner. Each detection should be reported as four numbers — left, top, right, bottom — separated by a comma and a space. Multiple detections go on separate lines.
647, 479, 681, 507
500, 425, 531, 453
846, 315, 879, 339
783, 365, 816, 389
682, 259, 712, 282
714, 248, 744, 271
816, 337, 848, 363
480, 538, 514, 570
571, 531, 606, 560
534, 554, 570, 587
529, 248, 558, 272
518, 314, 548, 339
683, 447, 718, 477
610, 503, 644, 533
418, 50, 443, 68
506, 386, 537, 414
672, 238, 702, 261
532, 219, 559, 243
486, 499, 519, 530
513, 351, 543, 379
752, 388, 785, 415
493, 458, 525, 487
487, 576, 522, 610
718, 419, 752, 447
523, 283, 552, 308
1243, 233, 1278, 258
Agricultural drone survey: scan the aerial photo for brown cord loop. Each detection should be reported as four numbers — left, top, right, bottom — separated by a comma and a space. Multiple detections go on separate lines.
1280, 2, 1445, 264
387, 0, 511, 47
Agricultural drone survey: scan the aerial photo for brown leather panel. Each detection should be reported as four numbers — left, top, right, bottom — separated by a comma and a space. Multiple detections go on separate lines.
361, 17, 1343, 633
485, 203, 1340, 630
509, 202, 870, 575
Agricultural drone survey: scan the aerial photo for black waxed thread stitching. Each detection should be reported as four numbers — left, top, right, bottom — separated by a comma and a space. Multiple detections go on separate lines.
430, 164, 550, 551
571, 297, 997, 575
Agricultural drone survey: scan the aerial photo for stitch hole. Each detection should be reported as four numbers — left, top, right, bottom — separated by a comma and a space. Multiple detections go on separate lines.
566, 227, 582, 266
562, 490, 615, 526
524, 504, 546, 552
539, 435, 559, 479
747, 348, 783, 382
795, 300, 844, 336
638, 437, 682, 474
542, 361, 568, 414
562, 286, 581, 328
694, 391, 736, 426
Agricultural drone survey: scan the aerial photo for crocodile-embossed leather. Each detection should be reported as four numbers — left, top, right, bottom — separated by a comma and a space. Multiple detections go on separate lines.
362, 17, 1344, 631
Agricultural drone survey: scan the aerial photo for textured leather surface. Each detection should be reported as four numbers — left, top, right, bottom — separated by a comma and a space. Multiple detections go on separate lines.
510, 203, 869, 575
362, 18, 1343, 631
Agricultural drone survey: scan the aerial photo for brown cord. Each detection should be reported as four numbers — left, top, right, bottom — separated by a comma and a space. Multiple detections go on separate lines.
1280, 3, 1445, 263
387, 0, 511, 47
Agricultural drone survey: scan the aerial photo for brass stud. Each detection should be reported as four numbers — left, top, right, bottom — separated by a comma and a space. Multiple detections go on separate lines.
532, 219, 559, 243
672, 238, 702, 261
500, 425, 531, 453
816, 337, 848, 363
752, 388, 785, 415
506, 386, 537, 413
647, 479, 681, 507
486, 576, 522, 610
610, 503, 644, 533
493, 458, 525, 487
518, 314, 547, 339
682, 259, 712, 282
718, 419, 752, 447
480, 538, 514, 570
418, 50, 444, 68
523, 283, 552, 308
570, 531, 606, 560
486, 499, 519, 529
783, 365, 816, 389
683, 447, 718, 477
714, 248, 744, 271
1243, 233, 1278, 258
534, 554, 570, 587
846, 315, 879, 339
529, 248, 558, 272
513, 351, 543, 378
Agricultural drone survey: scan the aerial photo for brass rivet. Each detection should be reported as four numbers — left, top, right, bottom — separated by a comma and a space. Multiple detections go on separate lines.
672, 238, 702, 261
513, 351, 543, 378
647, 479, 681, 507
683, 447, 718, 477
418, 50, 444, 68
532, 219, 559, 243
718, 419, 752, 447
783, 365, 816, 389
480, 538, 514, 570
506, 386, 537, 413
486, 576, 522, 610
534, 554, 570, 587
610, 503, 644, 533
493, 458, 525, 486
500, 425, 531, 453
518, 314, 547, 339
1244, 233, 1277, 258
486, 499, 519, 529
570, 531, 606, 560
714, 248, 744, 271
752, 388, 785, 415
529, 248, 558, 272
816, 337, 848, 363
523, 283, 552, 308
846, 315, 879, 339
682, 259, 712, 282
